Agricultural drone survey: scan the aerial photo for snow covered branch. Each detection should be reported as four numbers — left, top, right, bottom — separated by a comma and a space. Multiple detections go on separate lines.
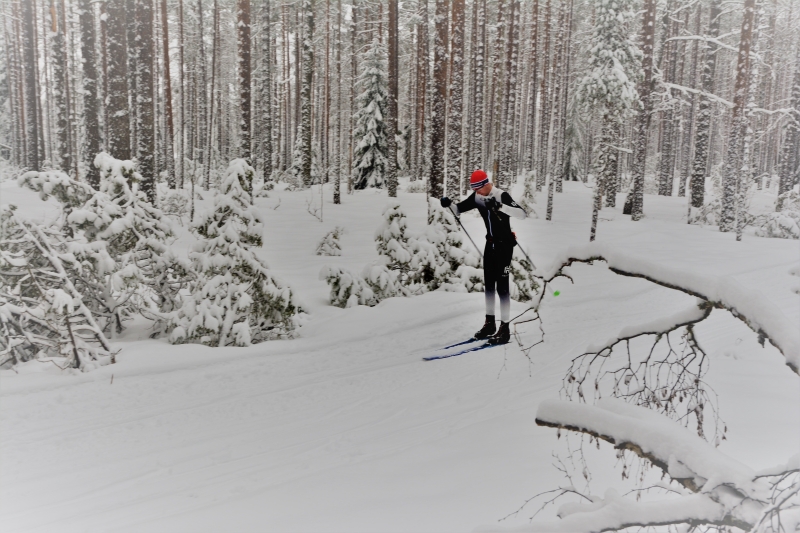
526, 400, 799, 533
536, 246, 800, 374
562, 299, 724, 441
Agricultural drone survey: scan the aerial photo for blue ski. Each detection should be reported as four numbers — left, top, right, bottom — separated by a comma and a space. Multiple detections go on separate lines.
441, 337, 481, 350
423, 341, 502, 361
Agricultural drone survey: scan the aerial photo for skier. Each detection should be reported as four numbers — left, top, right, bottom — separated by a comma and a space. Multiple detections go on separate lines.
440, 170, 527, 345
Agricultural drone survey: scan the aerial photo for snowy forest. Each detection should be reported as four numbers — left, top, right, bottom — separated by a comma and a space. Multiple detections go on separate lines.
1, 0, 799, 532
3, 0, 799, 216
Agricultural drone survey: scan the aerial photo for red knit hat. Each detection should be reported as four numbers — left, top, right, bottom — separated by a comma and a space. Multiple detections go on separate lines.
470, 170, 489, 190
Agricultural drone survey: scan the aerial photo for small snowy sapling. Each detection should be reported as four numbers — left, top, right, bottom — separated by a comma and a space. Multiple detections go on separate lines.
169, 159, 298, 347
316, 226, 345, 256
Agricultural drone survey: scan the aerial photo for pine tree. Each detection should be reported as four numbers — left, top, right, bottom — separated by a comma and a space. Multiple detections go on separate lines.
576, 0, 641, 241
0, 206, 113, 370
352, 40, 389, 190
169, 160, 298, 346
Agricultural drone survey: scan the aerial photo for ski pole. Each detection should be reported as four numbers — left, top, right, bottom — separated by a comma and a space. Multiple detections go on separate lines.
515, 243, 537, 270
447, 205, 483, 259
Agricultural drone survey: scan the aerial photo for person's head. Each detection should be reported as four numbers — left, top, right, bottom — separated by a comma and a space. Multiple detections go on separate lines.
470, 170, 492, 196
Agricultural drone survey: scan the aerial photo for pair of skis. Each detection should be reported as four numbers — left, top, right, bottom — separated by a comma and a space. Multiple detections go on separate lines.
422, 337, 506, 361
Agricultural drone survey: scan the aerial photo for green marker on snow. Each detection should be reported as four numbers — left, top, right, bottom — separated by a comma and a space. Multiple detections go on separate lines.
553, 290, 560, 297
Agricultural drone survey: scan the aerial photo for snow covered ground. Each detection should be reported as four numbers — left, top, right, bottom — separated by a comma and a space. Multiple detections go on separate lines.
1, 180, 798, 532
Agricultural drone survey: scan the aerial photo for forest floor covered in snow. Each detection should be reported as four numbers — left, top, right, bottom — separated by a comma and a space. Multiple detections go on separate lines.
1, 180, 798, 532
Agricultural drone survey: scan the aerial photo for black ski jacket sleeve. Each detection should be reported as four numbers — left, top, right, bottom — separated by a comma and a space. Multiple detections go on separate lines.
452, 189, 526, 244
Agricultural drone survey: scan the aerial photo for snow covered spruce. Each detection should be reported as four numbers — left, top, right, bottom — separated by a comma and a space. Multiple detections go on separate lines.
0, 204, 113, 370
1, 154, 191, 369
316, 226, 345, 256
168, 159, 299, 347
320, 200, 537, 309
352, 39, 389, 190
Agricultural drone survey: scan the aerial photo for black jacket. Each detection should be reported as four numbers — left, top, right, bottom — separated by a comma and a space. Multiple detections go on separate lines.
454, 187, 526, 245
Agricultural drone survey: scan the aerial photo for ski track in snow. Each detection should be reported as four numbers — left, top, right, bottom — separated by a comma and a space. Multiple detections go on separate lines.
1, 181, 798, 532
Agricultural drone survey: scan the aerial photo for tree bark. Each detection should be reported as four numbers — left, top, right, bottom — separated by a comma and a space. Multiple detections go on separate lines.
387, 0, 399, 196
429, 0, 449, 201
238, 0, 251, 163
79, 0, 101, 187
161, 0, 175, 186
470, 0, 487, 173
499, 0, 519, 189
719, 0, 756, 232
778, 47, 800, 197
50, 0, 72, 172
21, 0, 40, 171
259, 0, 272, 179
300, 0, 314, 187
446, 0, 465, 195
106, 0, 130, 161
135, 0, 156, 202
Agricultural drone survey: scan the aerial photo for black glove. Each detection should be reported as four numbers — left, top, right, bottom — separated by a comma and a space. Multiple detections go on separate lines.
486, 197, 501, 213
440, 197, 452, 208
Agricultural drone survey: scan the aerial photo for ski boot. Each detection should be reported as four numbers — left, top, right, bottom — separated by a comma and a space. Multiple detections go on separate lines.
474, 315, 497, 340
488, 321, 511, 345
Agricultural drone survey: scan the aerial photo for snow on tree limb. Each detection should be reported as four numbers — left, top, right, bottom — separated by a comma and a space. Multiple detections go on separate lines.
536, 399, 756, 494
510, 398, 795, 533
479, 493, 733, 533
536, 244, 800, 374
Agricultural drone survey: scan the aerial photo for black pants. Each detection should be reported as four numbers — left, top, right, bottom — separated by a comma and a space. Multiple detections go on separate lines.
484, 240, 514, 322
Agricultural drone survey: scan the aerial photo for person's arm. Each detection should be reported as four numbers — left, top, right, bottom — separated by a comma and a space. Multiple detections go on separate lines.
453, 193, 477, 216
499, 192, 527, 220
